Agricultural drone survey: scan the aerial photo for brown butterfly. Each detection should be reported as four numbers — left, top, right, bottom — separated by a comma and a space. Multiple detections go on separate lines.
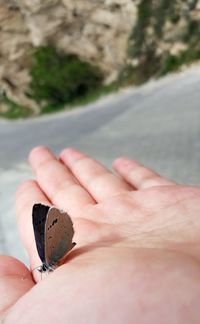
32, 204, 76, 274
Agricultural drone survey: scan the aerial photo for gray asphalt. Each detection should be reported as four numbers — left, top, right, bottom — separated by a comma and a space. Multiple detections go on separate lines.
0, 67, 200, 264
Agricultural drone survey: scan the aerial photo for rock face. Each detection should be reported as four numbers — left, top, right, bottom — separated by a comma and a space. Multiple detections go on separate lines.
0, 0, 137, 111
0, 3, 38, 111
1, 0, 200, 113
127, 0, 200, 74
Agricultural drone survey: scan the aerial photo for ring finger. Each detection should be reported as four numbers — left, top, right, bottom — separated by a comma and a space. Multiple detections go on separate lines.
59, 148, 132, 202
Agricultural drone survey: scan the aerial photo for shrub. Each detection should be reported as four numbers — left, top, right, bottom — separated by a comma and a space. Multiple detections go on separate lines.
158, 55, 180, 76
126, 0, 200, 84
158, 47, 200, 77
128, 0, 153, 57
28, 46, 103, 106
0, 94, 32, 119
182, 19, 200, 43
153, 0, 177, 38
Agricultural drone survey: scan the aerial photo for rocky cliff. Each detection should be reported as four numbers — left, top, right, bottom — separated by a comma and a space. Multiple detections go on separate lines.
126, 0, 200, 82
1, 0, 200, 115
0, 0, 137, 112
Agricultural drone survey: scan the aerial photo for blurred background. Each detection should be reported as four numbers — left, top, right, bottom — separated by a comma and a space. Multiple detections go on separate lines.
0, 0, 200, 264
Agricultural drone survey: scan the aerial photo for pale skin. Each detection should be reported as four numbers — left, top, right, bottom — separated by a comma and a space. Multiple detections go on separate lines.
0, 147, 200, 323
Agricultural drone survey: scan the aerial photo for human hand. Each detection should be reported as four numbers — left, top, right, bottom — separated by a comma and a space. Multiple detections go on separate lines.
1, 147, 200, 323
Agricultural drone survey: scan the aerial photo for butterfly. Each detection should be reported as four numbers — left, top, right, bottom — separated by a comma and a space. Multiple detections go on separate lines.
32, 203, 76, 274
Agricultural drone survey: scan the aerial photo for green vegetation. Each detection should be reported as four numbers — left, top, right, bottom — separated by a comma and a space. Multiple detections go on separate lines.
159, 48, 200, 76
0, 44, 120, 119
1, 45, 113, 119
39, 82, 120, 115
128, 0, 153, 57
28, 46, 103, 107
153, 1, 177, 38
2, 1, 200, 119
0, 94, 32, 119
126, 0, 200, 84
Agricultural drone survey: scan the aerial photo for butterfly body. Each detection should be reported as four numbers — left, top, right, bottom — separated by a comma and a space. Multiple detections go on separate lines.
38, 262, 54, 273
32, 203, 76, 274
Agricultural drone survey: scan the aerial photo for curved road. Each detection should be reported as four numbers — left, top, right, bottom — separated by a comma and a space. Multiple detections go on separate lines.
1, 67, 200, 262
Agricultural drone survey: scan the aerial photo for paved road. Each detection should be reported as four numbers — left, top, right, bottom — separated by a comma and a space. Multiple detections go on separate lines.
1, 67, 200, 264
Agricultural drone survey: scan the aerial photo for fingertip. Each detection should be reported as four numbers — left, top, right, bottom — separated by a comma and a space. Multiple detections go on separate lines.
113, 157, 133, 170
29, 145, 48, 160
28, 146, 51, 167
16, 179, 37, 199
60, 147, 74, 158
60, 147, 83, 163
0, 255, 29, 277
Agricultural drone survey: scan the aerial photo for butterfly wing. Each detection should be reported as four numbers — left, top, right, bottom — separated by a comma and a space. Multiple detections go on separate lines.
32, 203, 50, 263
44, 207, 75, 266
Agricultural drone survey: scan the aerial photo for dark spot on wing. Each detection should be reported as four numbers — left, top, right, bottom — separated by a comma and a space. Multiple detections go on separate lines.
48, 218, 58, 230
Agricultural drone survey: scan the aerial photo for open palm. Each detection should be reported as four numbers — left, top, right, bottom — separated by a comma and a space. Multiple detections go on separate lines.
1, 147, 200, 323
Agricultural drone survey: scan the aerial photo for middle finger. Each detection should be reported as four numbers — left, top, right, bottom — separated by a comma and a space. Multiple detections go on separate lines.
60, 148, 132, 202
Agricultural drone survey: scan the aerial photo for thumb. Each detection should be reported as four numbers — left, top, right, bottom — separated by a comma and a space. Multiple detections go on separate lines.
0, 255, 34, 321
